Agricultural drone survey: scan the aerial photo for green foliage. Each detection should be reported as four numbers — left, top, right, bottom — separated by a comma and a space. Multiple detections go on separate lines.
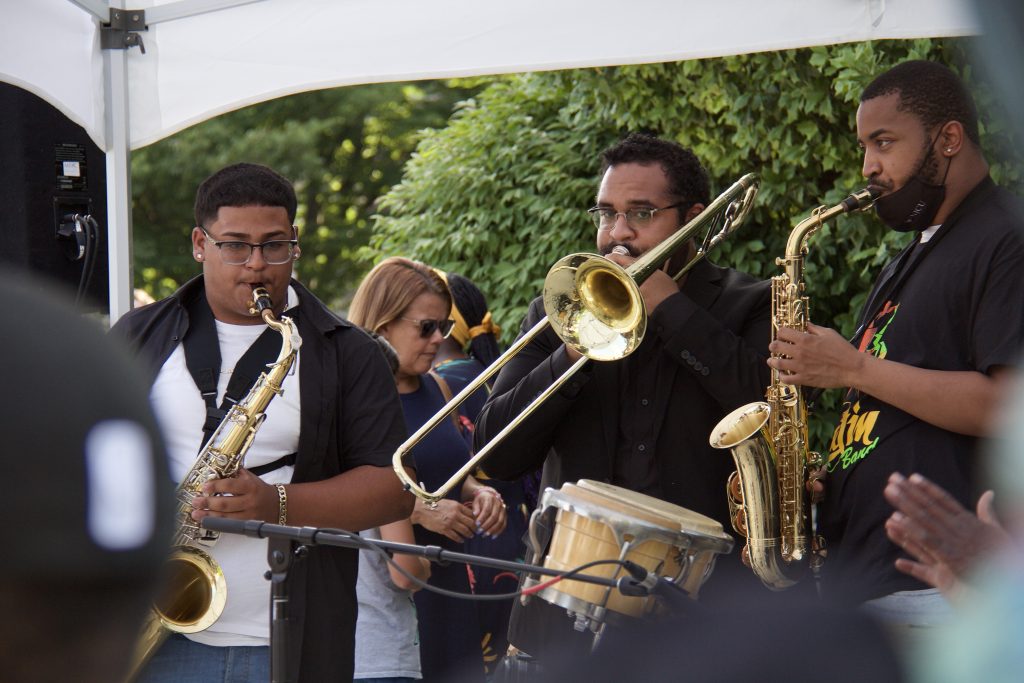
371, 38, 1023, 445
131, 81, 476, 305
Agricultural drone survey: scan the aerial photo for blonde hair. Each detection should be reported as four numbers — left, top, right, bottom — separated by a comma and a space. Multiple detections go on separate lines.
349, 257, 451, 333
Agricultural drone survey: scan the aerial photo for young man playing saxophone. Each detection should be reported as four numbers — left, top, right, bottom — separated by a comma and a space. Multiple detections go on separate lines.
768, 61, 1024, 631
112, 162, 414, 682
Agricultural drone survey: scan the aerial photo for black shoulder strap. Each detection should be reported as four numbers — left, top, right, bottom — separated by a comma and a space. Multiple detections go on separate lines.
183, 290, 222, 435
182, 291, 293, 448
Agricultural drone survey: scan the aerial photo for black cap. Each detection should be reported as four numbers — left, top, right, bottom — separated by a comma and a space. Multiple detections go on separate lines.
2, 272, 172, 581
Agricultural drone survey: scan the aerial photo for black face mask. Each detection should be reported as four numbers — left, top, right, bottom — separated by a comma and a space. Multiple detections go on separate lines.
874, 140, 951, 233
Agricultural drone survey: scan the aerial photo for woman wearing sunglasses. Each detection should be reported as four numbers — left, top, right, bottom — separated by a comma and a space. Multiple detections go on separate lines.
349, 257, 507, 683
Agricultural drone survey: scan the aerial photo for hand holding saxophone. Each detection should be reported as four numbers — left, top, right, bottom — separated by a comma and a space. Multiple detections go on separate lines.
767, 322, 867, 389
189, 468, 280, 523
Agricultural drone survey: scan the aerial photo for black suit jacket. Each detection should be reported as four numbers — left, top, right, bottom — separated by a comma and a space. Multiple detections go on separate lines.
476, 257, 771, 532
475, 258, 773, 657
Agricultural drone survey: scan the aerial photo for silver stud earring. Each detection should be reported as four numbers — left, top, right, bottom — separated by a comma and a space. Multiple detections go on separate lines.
195, 252, 202, 260
945, 147, 953, 153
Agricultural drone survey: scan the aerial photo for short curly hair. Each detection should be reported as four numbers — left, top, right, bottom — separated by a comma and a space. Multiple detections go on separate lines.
599, 133, 711, 207
194, 162, 298, 227
861, 60, 980, 146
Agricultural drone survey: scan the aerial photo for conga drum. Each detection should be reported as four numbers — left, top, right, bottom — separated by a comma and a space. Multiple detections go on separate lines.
527, 480, 733, 632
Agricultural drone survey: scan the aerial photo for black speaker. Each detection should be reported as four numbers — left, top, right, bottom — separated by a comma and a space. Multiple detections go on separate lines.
0, 81, 108, 311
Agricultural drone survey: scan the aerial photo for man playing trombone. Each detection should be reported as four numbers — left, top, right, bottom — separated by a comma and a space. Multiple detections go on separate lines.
475, 132, 772, 664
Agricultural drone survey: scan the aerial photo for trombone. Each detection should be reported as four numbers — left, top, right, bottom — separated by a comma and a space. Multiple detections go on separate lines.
393, 173, 760, 504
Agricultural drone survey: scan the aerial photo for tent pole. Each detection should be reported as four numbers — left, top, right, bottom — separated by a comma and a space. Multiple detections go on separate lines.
104, 35, 133, 324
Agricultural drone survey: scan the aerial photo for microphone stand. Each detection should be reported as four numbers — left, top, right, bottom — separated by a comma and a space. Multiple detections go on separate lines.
266, 534, 301, 683
201, 518, 668, 682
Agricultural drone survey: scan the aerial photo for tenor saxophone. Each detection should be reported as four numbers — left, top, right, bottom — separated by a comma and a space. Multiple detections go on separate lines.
709, 188, 876, 590
127, 287, 301, 679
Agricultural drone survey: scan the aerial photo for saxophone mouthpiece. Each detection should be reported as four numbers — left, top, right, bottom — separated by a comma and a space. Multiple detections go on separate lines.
247, 287, 273, 316
840, 187, 880, 213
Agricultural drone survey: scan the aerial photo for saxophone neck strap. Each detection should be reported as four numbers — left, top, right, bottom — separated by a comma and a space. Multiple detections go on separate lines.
183, 290, 298, 458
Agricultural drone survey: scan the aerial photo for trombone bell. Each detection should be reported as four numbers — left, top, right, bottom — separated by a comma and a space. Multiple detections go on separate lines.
544, 254, 646, 362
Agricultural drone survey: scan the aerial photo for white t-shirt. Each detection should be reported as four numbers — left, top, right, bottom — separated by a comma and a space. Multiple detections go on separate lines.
150, 287, 301, 647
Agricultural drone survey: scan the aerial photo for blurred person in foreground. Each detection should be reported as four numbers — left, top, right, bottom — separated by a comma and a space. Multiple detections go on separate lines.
883, 394, 1024, 683
0, 272, 172, 683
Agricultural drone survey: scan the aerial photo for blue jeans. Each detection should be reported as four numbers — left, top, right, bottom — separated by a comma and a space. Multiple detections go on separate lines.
861, 588, 954, 627
136, 634, 270, 683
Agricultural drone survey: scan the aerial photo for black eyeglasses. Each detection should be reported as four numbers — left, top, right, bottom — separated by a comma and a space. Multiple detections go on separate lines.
587, 203, 685, 230
401, 317, 455, 339
200, 227, 298, 265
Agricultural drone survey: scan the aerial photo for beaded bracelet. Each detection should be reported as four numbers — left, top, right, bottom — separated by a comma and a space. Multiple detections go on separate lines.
275, 484, 288, 525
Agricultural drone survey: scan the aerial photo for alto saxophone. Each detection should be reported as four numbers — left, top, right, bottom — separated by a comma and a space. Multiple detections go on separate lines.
709, 188, 876, 590
127, 287, 301, 679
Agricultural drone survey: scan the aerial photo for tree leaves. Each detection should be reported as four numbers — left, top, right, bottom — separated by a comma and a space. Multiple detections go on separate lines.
131, 81, 477, 304
370, 38, 1022, 446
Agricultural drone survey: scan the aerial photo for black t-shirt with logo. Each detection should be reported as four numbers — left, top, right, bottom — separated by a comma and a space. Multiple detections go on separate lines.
820, 178, 1024, 604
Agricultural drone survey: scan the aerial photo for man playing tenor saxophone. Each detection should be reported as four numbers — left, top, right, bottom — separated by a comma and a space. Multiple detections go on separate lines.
111, 162, 414, 682
768, 61, 1024, 633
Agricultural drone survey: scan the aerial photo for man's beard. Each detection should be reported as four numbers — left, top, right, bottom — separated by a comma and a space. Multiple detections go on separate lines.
873, 141, 949, 233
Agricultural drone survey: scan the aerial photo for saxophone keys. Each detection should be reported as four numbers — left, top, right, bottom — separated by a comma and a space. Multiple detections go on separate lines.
733, 509, 748, 536
727, 471, 744, 503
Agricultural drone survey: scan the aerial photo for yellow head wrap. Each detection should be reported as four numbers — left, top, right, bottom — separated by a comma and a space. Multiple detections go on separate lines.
433, 268, 501, 350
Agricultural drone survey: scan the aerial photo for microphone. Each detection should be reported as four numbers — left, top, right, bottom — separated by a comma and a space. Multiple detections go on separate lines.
201, 517, 266, 537
615, 561, 693, 612
616, 560, 659, 597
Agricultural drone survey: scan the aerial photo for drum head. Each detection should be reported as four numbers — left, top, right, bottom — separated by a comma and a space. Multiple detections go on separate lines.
570, 480, 731, 542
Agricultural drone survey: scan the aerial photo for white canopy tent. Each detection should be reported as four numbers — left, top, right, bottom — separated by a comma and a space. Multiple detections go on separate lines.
0, 0, 980, 321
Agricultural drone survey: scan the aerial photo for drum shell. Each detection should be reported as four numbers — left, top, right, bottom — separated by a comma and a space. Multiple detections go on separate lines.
533, 480, 733, 624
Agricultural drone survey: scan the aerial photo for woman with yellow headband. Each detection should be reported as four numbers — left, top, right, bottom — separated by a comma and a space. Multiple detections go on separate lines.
431, 270, 502, 423
431, 270, 536, 675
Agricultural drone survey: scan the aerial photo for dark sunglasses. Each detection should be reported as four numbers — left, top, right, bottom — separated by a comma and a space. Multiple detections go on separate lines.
401, 317, 455, 339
